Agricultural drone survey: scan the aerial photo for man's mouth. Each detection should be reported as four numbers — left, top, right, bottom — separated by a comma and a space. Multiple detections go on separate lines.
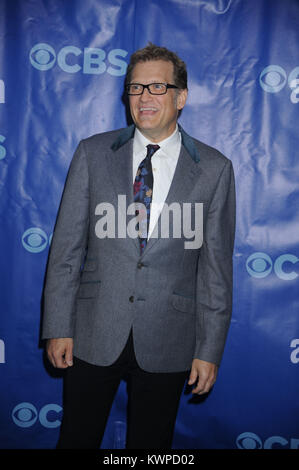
139, 107, 158, 114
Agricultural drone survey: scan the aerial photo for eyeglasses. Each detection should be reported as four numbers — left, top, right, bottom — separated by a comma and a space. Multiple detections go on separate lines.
126, 82, 178, 95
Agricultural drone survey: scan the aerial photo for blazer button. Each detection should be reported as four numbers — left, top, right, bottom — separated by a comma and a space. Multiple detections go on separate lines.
137, 262, 144, 269
129, 295, 134, 303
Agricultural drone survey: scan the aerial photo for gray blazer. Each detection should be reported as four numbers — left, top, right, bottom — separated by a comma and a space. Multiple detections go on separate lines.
42, 125, 236, 373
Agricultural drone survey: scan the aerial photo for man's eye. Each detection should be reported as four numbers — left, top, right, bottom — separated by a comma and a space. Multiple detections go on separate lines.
153, 84, 163, 89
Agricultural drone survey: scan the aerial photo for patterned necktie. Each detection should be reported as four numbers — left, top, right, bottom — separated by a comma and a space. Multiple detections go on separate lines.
133, 144, 160, 253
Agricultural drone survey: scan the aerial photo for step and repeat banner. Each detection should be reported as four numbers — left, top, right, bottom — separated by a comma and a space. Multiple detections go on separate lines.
0, 0, 298, 449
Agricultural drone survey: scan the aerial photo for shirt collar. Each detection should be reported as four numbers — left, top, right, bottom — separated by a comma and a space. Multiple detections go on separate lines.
133, 125, 181, 158
111, 123, 200, 163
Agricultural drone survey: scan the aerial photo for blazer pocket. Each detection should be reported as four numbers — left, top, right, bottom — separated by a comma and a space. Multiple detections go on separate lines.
171, 292, 195, 314
77, 280, 101, 299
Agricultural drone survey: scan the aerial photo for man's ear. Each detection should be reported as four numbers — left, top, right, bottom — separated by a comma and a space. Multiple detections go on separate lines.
177, 88, 188, 111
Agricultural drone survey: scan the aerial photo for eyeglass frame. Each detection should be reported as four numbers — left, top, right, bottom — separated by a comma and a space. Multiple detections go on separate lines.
126, 82, 179, 95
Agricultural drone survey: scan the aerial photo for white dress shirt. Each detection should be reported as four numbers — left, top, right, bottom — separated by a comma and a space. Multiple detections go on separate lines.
133, 125, 181, 239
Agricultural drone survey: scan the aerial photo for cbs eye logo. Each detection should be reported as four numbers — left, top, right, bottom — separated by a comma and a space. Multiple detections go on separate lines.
29, 43, 56, 71
236, 432, 263, 449
12, 403, 62, 428
259, 65, 287, 93
22, 227, 52, 253
246, 252, 298, 281
12, 403, 38, 428
259, 65, 299, 103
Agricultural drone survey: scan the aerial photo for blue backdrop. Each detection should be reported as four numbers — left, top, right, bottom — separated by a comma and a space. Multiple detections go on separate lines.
1, 0, 299, 450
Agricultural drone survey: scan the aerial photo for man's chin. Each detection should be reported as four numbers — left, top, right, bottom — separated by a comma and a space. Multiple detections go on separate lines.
135, 121, 158, 133
136, 125, 160, 140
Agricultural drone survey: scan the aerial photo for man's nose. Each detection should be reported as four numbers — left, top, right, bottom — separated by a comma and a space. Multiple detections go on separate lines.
140, 86, 152, 100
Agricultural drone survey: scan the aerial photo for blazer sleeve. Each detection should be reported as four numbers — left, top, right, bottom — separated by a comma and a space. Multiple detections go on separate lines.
42, 140, 89, 339
194, 158, 236, 366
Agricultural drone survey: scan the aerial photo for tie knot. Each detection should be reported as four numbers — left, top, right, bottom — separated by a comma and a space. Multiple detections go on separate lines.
146, 144, 160, 159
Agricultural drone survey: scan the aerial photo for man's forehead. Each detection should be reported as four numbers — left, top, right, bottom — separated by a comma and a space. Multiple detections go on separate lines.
131, 59, 174, 78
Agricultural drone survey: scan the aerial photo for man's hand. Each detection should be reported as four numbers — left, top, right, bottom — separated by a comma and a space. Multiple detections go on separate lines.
46, 338, 74, 369
188, 359, 218, 395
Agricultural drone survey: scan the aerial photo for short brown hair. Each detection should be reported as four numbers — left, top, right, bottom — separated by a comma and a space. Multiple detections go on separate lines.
125, 43, 188, 90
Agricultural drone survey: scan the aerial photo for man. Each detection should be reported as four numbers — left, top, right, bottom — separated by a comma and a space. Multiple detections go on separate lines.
42, 43, 235, 449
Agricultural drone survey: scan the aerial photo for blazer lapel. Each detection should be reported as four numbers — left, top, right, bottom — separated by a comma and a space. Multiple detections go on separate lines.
106, 135, 140, 254
106, 138, 134, 206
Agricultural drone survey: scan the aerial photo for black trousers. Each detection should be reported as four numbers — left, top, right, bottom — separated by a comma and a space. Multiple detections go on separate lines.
57, 330, 189, 449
